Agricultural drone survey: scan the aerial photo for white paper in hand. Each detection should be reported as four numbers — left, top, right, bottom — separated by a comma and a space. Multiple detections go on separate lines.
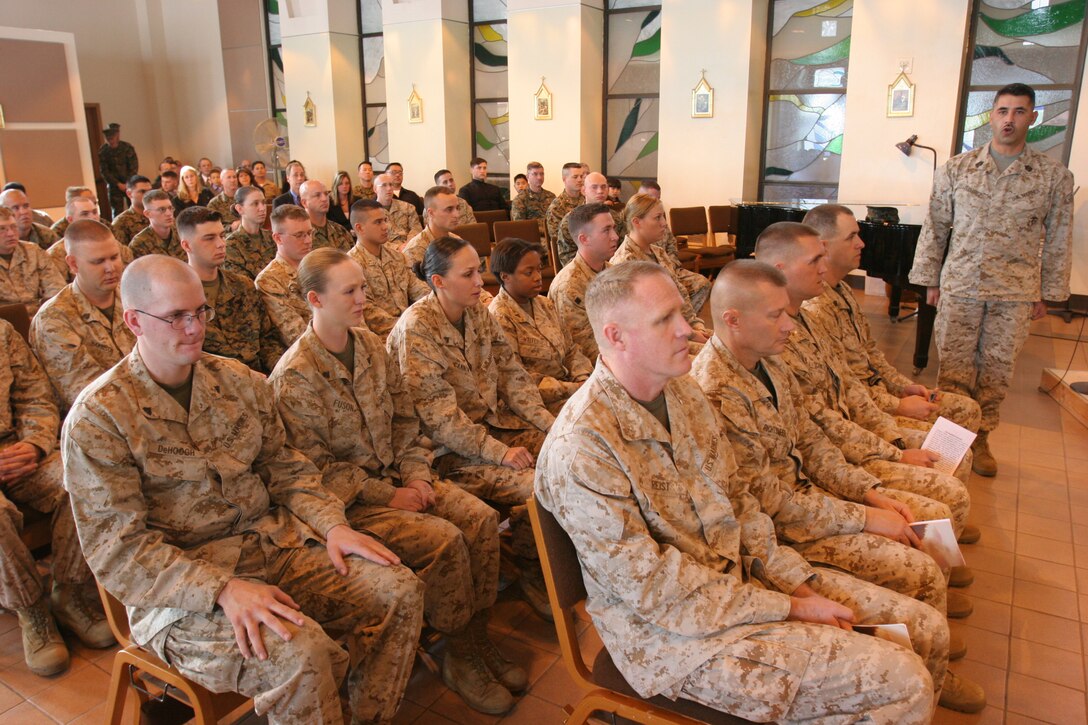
920, 416, 977, 476
909, 518, 966, 570
853, 623, 913, 651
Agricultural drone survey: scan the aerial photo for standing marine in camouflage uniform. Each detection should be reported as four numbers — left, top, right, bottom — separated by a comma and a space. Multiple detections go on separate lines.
30, 221, 135, 411
538, 262, 944, 723
347, 200, 430, 339
272, 248, 525, 715
387, 237, 555, 619
129, 190, 185, 259
548, 203, 620, 361
97, 123, 139, 219
803, 204, 981, 433
510, 162, 555, 240
62, 255, 424, 725
544, 163, 585, 261
402, 187, 463, 269
111, 175, 152, 245
255, 205, 313, 348
300, 180, 352, 251
488, 239, 593, 415
376, 173, 421, 249
178, 207, 283, 373
0, 316, 115, 677
909, 83, 1074, 476
0, 207, 65, 315
556, 173, 626, 269
224, 186, 276, 280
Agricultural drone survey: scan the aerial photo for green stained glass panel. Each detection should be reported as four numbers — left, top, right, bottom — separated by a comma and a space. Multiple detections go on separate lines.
474, 23, 508, 99
474, 102, 510, 174
608, 10, 661, 95
266, 0, 281, 46
271, 46, 286, 109
606, 97, 659, 178
961, 89, 1071, 159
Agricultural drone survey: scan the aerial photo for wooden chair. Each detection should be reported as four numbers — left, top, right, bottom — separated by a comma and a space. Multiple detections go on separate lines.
474, 208, 510, 244
454, 222, 501, 295
528, 497, 748, 725
98, 583, 252, 725
493, 219, 556, 292
708, 205, 738, 241
670, 207, 734, 276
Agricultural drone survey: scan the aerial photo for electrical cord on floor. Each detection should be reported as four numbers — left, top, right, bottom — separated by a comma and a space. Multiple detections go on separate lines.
1041, 311, 1087, 395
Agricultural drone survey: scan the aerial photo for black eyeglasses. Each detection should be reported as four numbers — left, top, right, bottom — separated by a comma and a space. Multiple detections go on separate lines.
134, 305, 215, 330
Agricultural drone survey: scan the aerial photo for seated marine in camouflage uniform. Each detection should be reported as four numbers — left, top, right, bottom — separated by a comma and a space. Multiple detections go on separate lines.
272, 248, 526, 715
255, 205, 314, 348
0, 207, 66, 316
376, 173, 421, 249
224, 186, 276, 281
402, 186, 464, 270
537, 261, 940, 724
206, 166, 241, 232
129, 189, 186, 260
63, 255, 424, 725
110, 175, 152, 246
0, 188, 57, 250
434, 169, 477, 227
509, 161, 555, 240
543, 162, 585, 254
300, 180, 352, 252
554, 172, 625, 269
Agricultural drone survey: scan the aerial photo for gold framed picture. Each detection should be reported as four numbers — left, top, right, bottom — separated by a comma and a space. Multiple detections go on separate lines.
534, 78, 553, 121
691, 72, 713, 119
303, 92, 316, 127
887, 72, 914, 118
408, 87, 423, 124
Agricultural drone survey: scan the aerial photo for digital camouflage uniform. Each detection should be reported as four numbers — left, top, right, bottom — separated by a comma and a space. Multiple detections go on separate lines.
556, 205, 625, 270
691, 337, 948, 611
224, 225, 276, 281
347, 241, 430, 339
548, 253, 605, 362
98, 140, 138, 218
536, 360, 937, 723
50, 218, 69, 239
909, 141, 1074, 433
510, 188, 556, 240
29, 281, 135, 411
384, 198, 422, 250
129, 225, 185, 260
456, 197, 476, 227
0, 241, 66, 315
387, 293, 554, 559
24, 223, 57, 252
310, 219, 353, 252
545, 192, 583, 263
0, 319, 92, 610
200, 268, 284, 373
352, 184, 377, 201
207, 192, 239, 230
255, 257, 311, 348
488, 287, 592, 415
45, 239, 133, 284
611, 235, 709, 334
62, 349, 424, 725
781, 309, 971, 535
272, 325, 499, 634
402, 226, 445, 270
111, 206, 149, 246
804, 280, 981, 431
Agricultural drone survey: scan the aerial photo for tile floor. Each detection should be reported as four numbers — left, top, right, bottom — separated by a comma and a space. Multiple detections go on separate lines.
0, 291, 1084, 724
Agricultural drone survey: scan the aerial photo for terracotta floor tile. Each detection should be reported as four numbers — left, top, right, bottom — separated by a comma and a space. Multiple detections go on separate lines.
965, 597, 1012, 636
1017, 510, 1073, 539
427, 688, 506, 724
932, 704, 1004, 725
1017, 532, 1075, 566
391, 699, 426, 724
1019, 464, 1068, 486
0, 683, 22, 717
1020, 447, 1067, 471
403, 658, 449, 709
976, 524, 1017, 553
1013, 580, 1081, 619
1015, 555, 1078, 592
0, 628, 25, 670
1018, 478, 1068, 503
413, 711, 462, 724
971, 503, 1017, 532
0, 701, 54, 725
0, 614, 18, 638
947, 657, 1006, 707
504, 611, 560, 656
964, 569, 1013, 605
497, 693, 567, 724
1077, 567, 1088, 592
1016, 497, 1071, 524
497, 636, 559, 688
1072, 504, 1088, 527
1011, 607, 1083, 654
1006, 672, 1087, 723
1073, 524, 1088, 547
1005, 712, 1055, 725
1081, 594, 1088, 623
528, 660, 578, 709
1009, 637, 1085, 691
970, 486, 1018, 511
953, 622, 1010, 667
28, 660, 110, 723
966, 544, 1016, 577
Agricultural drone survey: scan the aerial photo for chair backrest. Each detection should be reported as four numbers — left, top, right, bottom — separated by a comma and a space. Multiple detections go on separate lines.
529, 496, 594, 686
669, 206, 709, 237
708, 205, 738, 235
474, 208, 510, 228
493, 219, 542, 247
0, 303, 31, 342
454, 222, 492, 259
96, 582, 135, 649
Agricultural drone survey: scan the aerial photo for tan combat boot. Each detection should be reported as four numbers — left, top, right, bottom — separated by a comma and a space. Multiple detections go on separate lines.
971, 432, 997, 477
470, 611, 528, 692
442, 629, 514, 715
51, 583, 116, 649
949, 565, 974, 588
518, 561, 553, 622
947, 590, 973, 619
939, 671, 986, 713
16, 597, 69, 676
948, 630, 967, 661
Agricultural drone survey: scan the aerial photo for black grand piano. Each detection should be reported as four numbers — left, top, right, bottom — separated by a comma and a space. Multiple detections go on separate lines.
734, 203, 935, 374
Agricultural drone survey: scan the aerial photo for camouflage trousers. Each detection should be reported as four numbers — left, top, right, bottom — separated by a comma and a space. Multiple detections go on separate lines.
437, 427, 547, 560
898, 426, 972, 484
864, 458, 969, 538
107, 186, 127, 220
792, 532, 946, 614
346, 479, 500, 634
149, 536, 424, 725
680, 578, 936, 724
935, 296, 1034, 433
876, 385, 982, 433
0, 451, 92, 610
677, 267, 711, 315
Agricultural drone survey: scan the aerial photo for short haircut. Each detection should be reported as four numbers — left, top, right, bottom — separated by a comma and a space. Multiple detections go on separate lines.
414, 235, 471, 290
424, 185, 455, 208
568, 202, 612, 241
586, 261, 670, 342
386, 162, 403, 171
0, 207, 13, 222
490, 237, 545, 284
1, 182, 25, 192
176, 206, 222, 239
160, 170, 179, 180
128, 174, 151, 187
142, 189, 172, 207
470, 157, 487, 168
65, 197, 96, 217
120, 255, 199, 311
624, 193, 661, 227
995, 82, 1035, 107
358, 160, 373, 170
710, 259, 787, 320
434, 169, 452, 183
298, 247, 355, 299
639, 180, 661, 193
65, 186, 93, 202
802, 204, 853, 240
526, 162, 543, 172
561, 162, 582, 177
269, 204, 309, 232
349, 198, 384, 226
234, 185, 263, 206
514, 173, 527, 184
606, 177, 621, 190
285, 160, 305, 175
753, 221, 821, 263
64, 219, 115, 255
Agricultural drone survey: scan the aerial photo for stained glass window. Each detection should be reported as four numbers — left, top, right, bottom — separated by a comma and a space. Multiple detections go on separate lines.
265, 0, 286, 124
604, 4, 661, 184
760, 0, 853, 204
471, 2, 510, 192
957, 0, 1087, 162
358, 0, 388, 166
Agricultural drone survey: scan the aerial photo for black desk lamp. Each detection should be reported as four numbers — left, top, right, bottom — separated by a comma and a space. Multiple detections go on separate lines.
896, 134, 937, 170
